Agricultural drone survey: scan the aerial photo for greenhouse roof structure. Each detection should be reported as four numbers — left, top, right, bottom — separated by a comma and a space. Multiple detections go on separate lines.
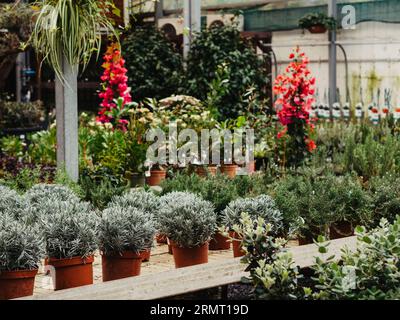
159, 0, 400, 31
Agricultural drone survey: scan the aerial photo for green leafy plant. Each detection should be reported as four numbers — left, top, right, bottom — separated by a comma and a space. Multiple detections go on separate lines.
157, 192, 217, 248
40, 199, 98, 259
0, 214, 44, 271
0, 166, 45, 193
122, 25, 183, 101
185, 24, 268, 120
27, 127, 57, 165
98, 206, 156, 255
0, 135, 25, 158
312, 216, 400, 300
0, 100, 45, 130
368, 174, 400, 224
299, 13, 337, 30
235, 213, 304, 300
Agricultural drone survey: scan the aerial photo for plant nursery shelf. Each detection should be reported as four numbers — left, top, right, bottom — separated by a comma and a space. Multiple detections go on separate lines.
20, 236, 357, 300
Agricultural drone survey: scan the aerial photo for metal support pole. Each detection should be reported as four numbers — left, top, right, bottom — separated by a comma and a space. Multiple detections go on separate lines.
328, 0, 338, 105
155, 0, 164, 23
183, 0, 201, 61
15, 53, 24, 102
55, 57, 79, 182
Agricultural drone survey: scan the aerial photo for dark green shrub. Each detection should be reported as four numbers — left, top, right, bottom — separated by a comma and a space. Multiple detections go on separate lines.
185, 25, 269, 119
122, 26, 183, 101
272, 174, 372, 239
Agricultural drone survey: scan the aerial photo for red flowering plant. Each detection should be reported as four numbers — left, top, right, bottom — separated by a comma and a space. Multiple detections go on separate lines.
97, 43, 133, 130
273, 47, 317, 167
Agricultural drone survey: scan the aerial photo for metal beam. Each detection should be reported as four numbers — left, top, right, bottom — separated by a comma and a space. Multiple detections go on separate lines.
328, 0, 338, 105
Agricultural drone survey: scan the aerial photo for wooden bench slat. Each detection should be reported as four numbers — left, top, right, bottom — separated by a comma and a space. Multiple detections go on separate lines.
20, 236, 357, 300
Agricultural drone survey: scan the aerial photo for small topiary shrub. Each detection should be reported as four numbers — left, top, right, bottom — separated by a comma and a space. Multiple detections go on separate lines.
98, 206, 156, 255
40, 199, 98, 259
222, 194, 284, 235
0, 214, 44, 271
158, 192, 217, 248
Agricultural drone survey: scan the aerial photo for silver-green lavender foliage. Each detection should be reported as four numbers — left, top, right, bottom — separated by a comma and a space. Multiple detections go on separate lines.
0, 214, 44, 271
108, 189, 160, 216
158, 192, 217, 248
0, 185, 27, 219
24, 184, 86, 224
25, 184, 80, 205
40, 199, 98, 259
222, 194, 283, 234
98, 207, 156, 255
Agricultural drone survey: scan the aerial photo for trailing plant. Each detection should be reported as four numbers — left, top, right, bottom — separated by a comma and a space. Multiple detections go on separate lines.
299, 13, 337, 30
122, 25, 183, 101
30, 0, 119, 80
273, 47, 316, 167
98, 206, 156, 255
0, 214, 44, 271
222, 195, 284, 236
157, 192, 217, 248
40, 199, 98, 259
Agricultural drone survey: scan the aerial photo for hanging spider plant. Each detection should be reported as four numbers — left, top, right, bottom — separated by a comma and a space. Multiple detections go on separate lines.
30, 0, 119, 81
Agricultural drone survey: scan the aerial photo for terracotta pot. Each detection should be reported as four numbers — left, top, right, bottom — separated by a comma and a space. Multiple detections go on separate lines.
230, 231, 245, 258
156, 233, 167, 244
329, 221, 354, 240
298, 236, 313, 246
146, 169, 166, 186
166, 238, 173, 255
102, 251, 142, 282
195, 165, 217, 177
48, 255, 94, 290
287, 239, 300, 247
140, 249, 151, 262
0, 269, 38, 300
169, 240, 209, 268
209, 232, 230, 250
220, 164, 238, 178
308, 24, 327, 34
